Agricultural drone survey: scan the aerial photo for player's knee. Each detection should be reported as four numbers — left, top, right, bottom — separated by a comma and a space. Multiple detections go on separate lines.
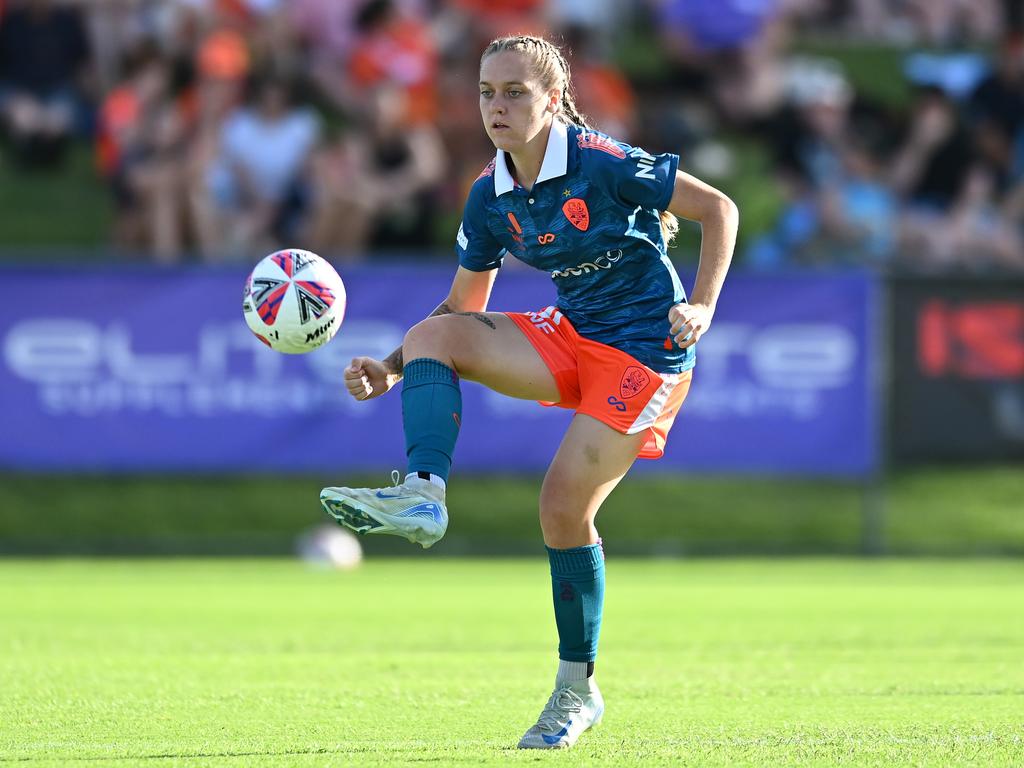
538, 472, 586, 538
404, 316, 459, 361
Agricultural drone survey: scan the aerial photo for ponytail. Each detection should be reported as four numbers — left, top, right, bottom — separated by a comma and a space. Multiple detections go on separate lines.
660, 210, 679, 247
559, 85, 589, 130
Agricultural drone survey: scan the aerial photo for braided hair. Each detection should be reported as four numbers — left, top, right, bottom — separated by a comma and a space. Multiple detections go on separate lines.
480, 35, 679, 245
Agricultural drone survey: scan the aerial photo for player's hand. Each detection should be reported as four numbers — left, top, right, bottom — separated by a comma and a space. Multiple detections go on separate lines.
668, 302, 713, 349
344, 357, 396, 401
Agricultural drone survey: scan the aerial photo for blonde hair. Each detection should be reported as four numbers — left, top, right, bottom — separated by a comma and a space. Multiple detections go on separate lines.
481, 35, 680, 247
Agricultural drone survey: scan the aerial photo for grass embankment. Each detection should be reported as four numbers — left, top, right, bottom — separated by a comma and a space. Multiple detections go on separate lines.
1, 466, 1021, 555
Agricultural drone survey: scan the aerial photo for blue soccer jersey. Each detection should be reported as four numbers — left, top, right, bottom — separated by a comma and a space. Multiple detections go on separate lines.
456, 120, 692, 373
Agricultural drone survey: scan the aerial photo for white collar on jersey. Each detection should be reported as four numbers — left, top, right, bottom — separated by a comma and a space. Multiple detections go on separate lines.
493, 118, 569, 196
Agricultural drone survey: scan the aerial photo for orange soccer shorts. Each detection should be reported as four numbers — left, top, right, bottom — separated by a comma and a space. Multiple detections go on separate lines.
506, 306, 692, 459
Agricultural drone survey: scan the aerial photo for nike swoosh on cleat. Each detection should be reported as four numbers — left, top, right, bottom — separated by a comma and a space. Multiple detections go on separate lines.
374, 490, 414, 499
541, 721, 571, 745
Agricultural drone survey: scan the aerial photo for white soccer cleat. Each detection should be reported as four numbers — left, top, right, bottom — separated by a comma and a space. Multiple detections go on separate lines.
517, 677, 604, 749
319, 471, 448, 549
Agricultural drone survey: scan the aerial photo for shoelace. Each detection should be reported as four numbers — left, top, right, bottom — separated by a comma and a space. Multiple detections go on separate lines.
390, 469, 401, 487
535, 686, 584, 732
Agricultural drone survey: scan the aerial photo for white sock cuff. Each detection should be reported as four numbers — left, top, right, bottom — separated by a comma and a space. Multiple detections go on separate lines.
406, 472, 446, 491
556, 659, 590, 683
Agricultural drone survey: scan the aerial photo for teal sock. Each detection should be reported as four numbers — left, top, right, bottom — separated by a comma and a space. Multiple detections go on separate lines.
401, 358, 462, 482
547, 541, 605, 663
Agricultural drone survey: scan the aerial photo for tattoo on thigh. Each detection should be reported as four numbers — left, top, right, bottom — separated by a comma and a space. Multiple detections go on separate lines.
455, 312, 496, 330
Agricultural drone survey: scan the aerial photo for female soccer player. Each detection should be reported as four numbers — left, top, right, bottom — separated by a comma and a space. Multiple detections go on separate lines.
320, 35, 737, 749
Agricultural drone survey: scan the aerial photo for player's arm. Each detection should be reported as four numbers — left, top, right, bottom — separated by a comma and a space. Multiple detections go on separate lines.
665, 170, 739, 349
345, 266, 498, 401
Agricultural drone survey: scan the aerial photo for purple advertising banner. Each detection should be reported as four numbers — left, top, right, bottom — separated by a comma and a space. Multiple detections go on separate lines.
0, 266, 877, 476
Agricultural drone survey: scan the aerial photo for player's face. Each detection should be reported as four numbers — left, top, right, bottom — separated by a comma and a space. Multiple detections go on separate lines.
479, 51, 559, 154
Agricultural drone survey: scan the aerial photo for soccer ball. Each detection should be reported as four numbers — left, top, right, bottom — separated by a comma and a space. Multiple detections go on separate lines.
243, 249, 346, 353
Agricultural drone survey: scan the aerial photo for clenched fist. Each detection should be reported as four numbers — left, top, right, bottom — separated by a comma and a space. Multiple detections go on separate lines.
344, 356, 400, 401
668, 302, 714, 349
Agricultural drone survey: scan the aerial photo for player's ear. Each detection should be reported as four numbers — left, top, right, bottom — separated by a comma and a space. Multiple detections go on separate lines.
546, 87, 561, 114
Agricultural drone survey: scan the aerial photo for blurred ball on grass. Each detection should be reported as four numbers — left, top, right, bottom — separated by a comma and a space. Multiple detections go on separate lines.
296, 525, 363, 570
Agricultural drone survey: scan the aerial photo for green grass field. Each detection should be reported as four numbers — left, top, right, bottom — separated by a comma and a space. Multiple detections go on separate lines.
1, 558, 1022, 766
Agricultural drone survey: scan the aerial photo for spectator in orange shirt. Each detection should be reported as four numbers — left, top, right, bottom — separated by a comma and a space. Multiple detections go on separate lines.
562, 25, 637, 142
97, 42, 190, 261
347, 0, 438, 124
448, 0, 544, 45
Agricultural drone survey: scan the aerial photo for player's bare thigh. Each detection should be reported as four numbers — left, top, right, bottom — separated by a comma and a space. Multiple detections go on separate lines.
404, 312, 560, 402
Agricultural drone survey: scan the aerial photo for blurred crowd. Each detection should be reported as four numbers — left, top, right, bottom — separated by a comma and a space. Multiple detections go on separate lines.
1, 0, 1024, 272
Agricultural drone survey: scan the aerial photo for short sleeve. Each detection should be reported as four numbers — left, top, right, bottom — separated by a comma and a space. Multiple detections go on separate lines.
579, 131, 679, 212
456, 183, 504, 271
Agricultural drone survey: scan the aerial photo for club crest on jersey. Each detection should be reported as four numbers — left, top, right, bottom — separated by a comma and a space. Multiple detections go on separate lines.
620, 366, 651, 399
562, 198, 590, 231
